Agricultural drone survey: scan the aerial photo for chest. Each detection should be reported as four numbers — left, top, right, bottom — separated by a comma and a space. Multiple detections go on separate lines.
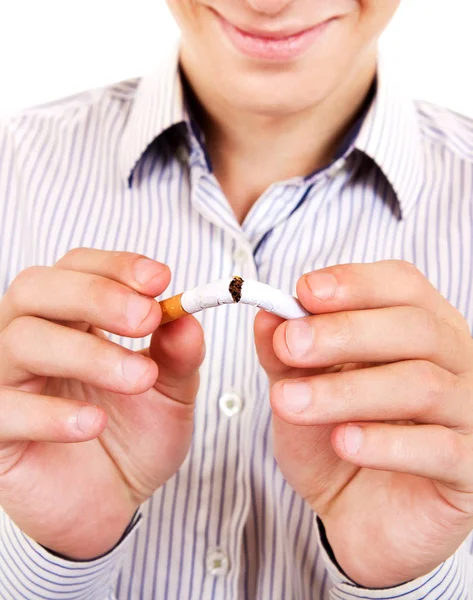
4, 154, 473, 334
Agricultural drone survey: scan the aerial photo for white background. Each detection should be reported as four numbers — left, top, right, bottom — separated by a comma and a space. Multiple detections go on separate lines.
0, 0, 472, 117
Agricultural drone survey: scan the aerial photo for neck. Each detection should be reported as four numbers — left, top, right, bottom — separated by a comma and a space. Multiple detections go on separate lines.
180, 52, 377, 224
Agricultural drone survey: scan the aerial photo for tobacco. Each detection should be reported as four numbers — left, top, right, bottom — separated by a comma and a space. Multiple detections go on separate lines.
229, 276, 244, 303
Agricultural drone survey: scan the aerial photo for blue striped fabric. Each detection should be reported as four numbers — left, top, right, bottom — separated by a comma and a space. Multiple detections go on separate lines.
1, 42, 473, 599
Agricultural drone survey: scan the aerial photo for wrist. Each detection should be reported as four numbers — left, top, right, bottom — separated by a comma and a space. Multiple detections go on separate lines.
34, 503, 140, 561
319, 515, 417, 589
42, 509, 142, 562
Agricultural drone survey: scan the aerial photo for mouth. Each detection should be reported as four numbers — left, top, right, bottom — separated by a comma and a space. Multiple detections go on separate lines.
213, 10, 336, 61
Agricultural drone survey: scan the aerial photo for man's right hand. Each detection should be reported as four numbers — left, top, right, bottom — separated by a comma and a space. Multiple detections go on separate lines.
0, 248, 205, 560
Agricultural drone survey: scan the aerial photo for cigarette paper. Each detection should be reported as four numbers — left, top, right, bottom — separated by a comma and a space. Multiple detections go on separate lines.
159, 276, 310, 325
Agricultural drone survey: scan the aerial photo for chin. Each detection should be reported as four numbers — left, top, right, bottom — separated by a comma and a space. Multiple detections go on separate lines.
215, 65, 339, 117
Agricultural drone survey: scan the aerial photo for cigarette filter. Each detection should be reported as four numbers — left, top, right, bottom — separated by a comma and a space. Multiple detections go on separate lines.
159, 276, 310, 325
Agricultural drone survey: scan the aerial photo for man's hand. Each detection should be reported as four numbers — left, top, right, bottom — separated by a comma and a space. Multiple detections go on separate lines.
254, 260, 473, 588
0, 248, 205, 560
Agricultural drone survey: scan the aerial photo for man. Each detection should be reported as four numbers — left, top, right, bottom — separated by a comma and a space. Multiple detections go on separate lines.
0, 0, 472, 597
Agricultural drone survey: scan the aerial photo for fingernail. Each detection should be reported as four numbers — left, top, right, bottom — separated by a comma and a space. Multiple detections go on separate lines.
135, 258, 165, 284
282, 381, 312, 413
343, 425, 363, 455
76, 405, 99, 435
305, 272, 338, 301
285, 321, 313, 358
122, 354, 149, 382
127, 294, 152, 329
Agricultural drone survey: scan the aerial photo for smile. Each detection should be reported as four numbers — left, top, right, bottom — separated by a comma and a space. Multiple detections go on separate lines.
214, 12, 335, 61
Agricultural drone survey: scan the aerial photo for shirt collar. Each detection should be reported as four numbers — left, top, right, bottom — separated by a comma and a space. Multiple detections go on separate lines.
354, 55, 425, 218
119, 42, 187, 183
120, 45, 424, 218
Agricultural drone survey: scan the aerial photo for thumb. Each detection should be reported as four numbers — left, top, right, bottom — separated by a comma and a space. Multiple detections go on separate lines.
144, 315, 205, 403
254, 310, 303, 384
255, 310, 348, 509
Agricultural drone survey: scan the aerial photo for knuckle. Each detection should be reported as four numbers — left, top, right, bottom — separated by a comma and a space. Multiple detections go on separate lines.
83, 343, 103, 374
390, 260, 426, 302
47, 412, 73, 440
119, 251, 143, 262
414, 307, 440, 346
456, 318, 472, 338
85, 276, 114, 314
90, 336, 120, 372
450, 372, 465, 402
8, 266, 45, 309
332, 373, 357, 412
438, 430, 465, 471
57, 247, 88, 265
2, 316, 36, 363
444, 316, 472, 350
330, 312, 356, 353
390, 259, 422, 279
115, 252, 144, 274
412, 361, 444, 415
102, 251, 146, 285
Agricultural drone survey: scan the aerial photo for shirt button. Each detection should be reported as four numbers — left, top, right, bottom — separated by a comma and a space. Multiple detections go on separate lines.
206, 549, 229, 576
326, 158, 347, 179
233, 246, 249, 265
219, 392, 243, 418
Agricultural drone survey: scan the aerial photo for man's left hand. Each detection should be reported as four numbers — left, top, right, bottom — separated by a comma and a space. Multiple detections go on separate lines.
254, 260, 473, 588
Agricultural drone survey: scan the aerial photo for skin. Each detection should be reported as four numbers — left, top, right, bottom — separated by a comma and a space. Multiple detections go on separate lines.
2, 0, 471, 592
166, 0, 400, 221
254, 263, 473, 587
166, 0, 473, 588
0, 250, 205, 559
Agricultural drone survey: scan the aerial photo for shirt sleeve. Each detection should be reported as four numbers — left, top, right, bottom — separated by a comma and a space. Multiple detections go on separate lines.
0, 508, 142, 600
316, 517, 473, 599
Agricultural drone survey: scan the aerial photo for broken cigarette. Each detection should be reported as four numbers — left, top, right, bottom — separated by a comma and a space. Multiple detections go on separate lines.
159, 276, 311, 325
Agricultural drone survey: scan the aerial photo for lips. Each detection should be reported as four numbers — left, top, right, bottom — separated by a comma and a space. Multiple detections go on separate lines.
214, 11, 334, 61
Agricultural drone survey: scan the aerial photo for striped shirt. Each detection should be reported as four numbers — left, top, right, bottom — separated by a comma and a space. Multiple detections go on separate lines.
1, 42, 473, 600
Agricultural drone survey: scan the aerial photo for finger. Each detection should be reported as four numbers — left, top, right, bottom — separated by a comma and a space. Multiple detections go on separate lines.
253, 309, 322, 386
331, 422, 473, 491
0, 266, 164, 337
297, 260, 468, 333
254, 310, 291, 379
0, 387, 106, 443
271, 360, 470, 430
55, 248, 171, 297
146, 315, 205, 404
273, 306, 473, 374
0, 316, 158, 394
